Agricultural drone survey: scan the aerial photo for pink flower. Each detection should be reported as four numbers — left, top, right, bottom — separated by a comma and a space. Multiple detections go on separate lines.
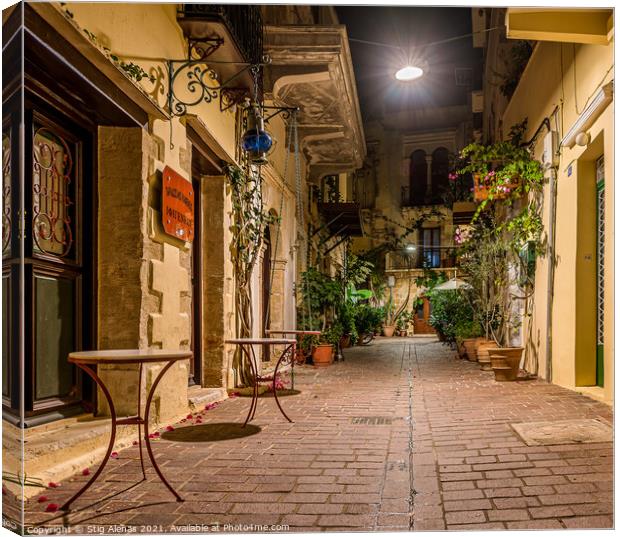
47, 482, 60, 489
186, 414, 193, 420
489, 170, 495, 176
81, 468, 90, 476
205, 403, 218, 411
37, 496, 48, 503
448, 173, 457, 181
45, 503, 59, 512
165, 425, 174, 432
229, 392, 239, 398
110, 452, 118, 459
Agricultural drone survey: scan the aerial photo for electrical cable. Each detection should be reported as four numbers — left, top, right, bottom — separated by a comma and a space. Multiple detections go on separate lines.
348, 25, 503, 51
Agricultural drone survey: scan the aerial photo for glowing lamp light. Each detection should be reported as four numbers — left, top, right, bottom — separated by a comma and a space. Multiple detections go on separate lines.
405, 244, 417, 252
241, 105, 273, 164
395, 65, 424, 81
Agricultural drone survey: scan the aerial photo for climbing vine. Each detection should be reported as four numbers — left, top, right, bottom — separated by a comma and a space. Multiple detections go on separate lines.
226, 165, 277, 384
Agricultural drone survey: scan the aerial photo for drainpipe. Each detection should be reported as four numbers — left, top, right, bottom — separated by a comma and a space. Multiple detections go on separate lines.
545, 167, 558, 382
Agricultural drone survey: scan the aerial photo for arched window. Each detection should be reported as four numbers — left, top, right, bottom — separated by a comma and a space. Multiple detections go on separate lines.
409, 149, 427, 205
431, 147, 450, 201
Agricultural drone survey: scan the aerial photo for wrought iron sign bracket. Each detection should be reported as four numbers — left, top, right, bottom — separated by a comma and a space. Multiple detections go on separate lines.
262, 105, 300, 124
166, 59, 256, 117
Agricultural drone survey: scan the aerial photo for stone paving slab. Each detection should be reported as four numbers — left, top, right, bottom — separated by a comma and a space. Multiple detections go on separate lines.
8, 338, 613, 533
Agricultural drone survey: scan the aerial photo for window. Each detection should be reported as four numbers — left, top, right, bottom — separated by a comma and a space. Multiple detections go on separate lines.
421, 227, 441, 268
409, 149, 427, 205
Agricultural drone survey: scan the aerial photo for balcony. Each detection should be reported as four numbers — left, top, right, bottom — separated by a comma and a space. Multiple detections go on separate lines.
385, 249, 456, 272
177, 5, 263, 93
317, 202, 363, 237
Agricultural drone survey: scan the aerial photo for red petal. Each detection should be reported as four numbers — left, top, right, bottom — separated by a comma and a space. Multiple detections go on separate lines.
153, 431, 160, 437
47, 482, 60, 489
37, 496, 48, 503
186, 414, 193, 419
82, 468, 90, 476
166, 425, 174, 431
110, 452, 118, 459
45, 503, 59, 512
132, 440, 138, 446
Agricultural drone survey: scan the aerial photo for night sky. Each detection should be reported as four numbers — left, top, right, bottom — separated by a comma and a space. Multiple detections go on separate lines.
336, 6, 482, 121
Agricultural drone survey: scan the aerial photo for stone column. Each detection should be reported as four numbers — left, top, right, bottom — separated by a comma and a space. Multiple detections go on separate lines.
425, 154, 433, 197
201, 175, 235, 388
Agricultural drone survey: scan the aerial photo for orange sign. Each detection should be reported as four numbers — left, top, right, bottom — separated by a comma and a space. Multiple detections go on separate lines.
162, 166, 194, 242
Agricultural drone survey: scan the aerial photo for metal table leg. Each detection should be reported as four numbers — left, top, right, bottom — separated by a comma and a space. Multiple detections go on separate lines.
272, 342, 295, 423
60, 364, 117, 511
143, 361, 183, 502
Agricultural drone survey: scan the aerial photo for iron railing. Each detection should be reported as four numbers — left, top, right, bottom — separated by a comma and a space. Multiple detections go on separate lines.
178, 4, 263, 65
385, 249, 456, 271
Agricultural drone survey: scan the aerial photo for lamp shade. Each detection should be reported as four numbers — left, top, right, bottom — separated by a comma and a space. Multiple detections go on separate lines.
241, 106, 272, 164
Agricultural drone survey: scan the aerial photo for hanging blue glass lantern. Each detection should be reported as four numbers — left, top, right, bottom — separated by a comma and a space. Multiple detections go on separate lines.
241, 105, 272, 164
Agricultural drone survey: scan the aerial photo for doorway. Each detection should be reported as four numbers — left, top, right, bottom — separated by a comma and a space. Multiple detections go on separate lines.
261, 227, 272, 361
595, 155, 604, 387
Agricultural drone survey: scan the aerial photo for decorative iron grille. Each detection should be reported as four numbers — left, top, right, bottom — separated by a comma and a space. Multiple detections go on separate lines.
32, 126, 74, 258
2, 132, 10, 254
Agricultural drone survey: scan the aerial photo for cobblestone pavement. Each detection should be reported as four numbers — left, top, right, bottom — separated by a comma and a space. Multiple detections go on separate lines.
19, 338, 613, 532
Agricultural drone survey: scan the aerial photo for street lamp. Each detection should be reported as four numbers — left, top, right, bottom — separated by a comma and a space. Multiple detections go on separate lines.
395, 65, 424, 81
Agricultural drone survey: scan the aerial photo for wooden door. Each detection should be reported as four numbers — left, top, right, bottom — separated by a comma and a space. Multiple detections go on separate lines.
413, 297, 435, 334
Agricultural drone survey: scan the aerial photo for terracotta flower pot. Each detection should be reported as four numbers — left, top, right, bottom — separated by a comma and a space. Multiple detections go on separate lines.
383, 325, 396, 337
463, 338, 478, 361
476, 341, 497, 371
489, 347, 523, 381
473, 173, 489, 202
312, 344, 334, 367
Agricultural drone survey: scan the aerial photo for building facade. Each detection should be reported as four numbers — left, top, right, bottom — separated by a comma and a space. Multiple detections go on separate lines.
480, 8, 614, 402
2, 2, 364, 493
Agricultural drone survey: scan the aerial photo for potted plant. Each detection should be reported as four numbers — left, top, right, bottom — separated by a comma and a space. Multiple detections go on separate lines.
312, 323, 343, 367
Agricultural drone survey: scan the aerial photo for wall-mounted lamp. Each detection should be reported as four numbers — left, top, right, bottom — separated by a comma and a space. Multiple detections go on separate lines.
404, 244, 417, 252
561, 81, 613, 148
241, 103, 273, 164
387, 275, 396, 288
395, 65, 424, 81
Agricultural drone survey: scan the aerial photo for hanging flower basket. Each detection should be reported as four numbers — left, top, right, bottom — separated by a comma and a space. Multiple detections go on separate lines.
493, 176, 521, 200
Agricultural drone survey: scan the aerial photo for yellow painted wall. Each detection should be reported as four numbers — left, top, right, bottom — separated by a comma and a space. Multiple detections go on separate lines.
503, 40, 613, 401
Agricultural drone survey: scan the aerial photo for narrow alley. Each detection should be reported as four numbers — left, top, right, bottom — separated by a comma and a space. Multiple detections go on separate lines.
22, 338, 613, 533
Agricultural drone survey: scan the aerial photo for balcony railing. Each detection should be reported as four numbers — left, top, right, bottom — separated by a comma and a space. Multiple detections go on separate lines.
177, 4, 263, 64
385, 249, 456, 271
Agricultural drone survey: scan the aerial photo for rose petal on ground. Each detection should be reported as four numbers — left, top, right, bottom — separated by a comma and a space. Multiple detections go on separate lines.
45, 503, 59, 512
110, 452, 118, 459
165, 425, 174, 432
82, 468, 90, 476
37, 496, 48, 503
47, 482, 60, 489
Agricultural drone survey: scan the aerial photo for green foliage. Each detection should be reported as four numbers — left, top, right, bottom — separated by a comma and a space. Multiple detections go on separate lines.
320, 323, 343, 346
353, 304, 384, 335
324, 176, 342, 202
338, 302, 358, 345
297, 267, 341, 331
428, 290, 476, 344
414, 269, 448, 291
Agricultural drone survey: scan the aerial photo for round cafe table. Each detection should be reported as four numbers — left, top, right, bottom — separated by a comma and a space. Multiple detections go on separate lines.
60, 349, 191, 511
225, 338, 296, 426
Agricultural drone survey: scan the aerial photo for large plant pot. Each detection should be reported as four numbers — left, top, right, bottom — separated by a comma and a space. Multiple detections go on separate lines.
477, 342, 497, 371
463, 338, 478, 361
489, 347, 524, 381
383, 325, 396, 337
312, 344, 334, 367
456, 339, 467, 359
